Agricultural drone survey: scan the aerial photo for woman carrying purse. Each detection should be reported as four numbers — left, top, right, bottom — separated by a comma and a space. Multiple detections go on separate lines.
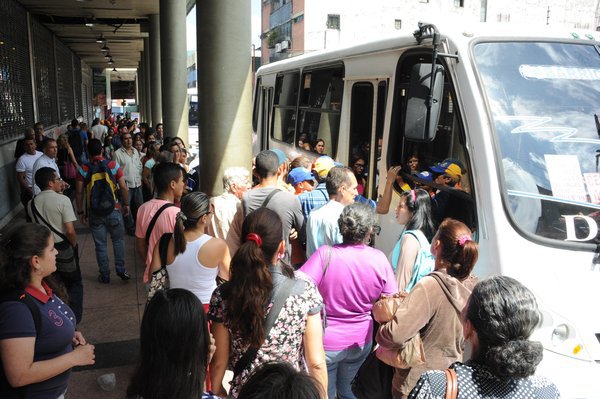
376, 219, 478, 399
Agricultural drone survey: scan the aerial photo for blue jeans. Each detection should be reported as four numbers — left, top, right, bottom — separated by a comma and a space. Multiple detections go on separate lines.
124, 186, 143, 231
325, 342, 372, 399
90, 209, 126, 276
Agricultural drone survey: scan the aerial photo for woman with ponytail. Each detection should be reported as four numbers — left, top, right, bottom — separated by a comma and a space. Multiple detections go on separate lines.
377, 219, 478, 398
391, 188, 437, 292
149, 192, 230, 311
208, 208, 327, 398
409, 276, 559, 398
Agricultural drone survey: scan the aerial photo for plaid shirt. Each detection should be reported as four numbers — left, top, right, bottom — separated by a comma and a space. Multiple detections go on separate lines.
298, 182, 329, 221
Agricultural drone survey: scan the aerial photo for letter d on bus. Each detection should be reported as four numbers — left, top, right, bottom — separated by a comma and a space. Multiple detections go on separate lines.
563, 215, 598, 241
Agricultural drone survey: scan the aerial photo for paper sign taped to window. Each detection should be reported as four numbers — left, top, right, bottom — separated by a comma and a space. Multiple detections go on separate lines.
545, 154, 588, 203
583, 173, 600, 204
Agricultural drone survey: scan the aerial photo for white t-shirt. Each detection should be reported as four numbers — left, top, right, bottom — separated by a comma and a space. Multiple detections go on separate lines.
90, 124, 108, 141
15, 151, 43, 189
32, 155, 60, 195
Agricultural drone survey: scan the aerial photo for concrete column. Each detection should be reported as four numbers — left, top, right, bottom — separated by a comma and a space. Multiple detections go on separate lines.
196, 0, 253, 195
149, 14, 163, 126
159, 0, 188, 142
143, 37, 152, 126
138, 60, 146, 121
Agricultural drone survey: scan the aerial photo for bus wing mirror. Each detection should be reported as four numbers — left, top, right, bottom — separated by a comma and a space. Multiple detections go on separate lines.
404, 63, 445, 142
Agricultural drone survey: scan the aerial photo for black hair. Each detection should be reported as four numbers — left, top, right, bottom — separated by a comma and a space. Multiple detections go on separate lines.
467, 276, 543, 380
153, 162, 184, 195
325, 166, 353, 196
254, 150, 279, 178
87, 138, 103, 156
42, 137, 56, 150
225, 208, 293, 348
400, 189, 437, 241
34, 167, 58, 190
127, 289, 210, 399
338, 202, 377, 244
173, 192, 211, 255
71, 119, 79, 127
0, 224, 51, 292
238, 361, 322, 399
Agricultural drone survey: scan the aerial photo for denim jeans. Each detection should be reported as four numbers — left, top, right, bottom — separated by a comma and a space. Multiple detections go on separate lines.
325, 342, 372, 399
90, 209, 126, 276
124, 186, 143, 231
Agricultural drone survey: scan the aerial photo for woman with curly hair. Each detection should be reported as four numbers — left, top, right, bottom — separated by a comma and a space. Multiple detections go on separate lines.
409, 276, 559, 398
209, 207, 327, 398
300, 203, 397, 399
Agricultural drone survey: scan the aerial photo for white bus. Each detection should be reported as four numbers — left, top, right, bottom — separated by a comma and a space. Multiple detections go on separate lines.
252, 22, 600, 397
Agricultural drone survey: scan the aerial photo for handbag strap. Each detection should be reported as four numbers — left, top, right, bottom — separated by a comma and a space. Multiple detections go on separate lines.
261, 188, 280, 208
145, 203, 176, 244
444, 368, 458, 399
233, 277, 296, 376
320, 245, 332, 283
30, 196, 69, 243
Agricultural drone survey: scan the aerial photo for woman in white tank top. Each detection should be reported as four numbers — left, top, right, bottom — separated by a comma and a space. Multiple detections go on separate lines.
150, 192, 230, 307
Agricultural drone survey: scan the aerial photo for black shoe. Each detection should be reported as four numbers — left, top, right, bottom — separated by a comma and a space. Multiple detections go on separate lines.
98, 274, 110, 284
116, 270, 131, 281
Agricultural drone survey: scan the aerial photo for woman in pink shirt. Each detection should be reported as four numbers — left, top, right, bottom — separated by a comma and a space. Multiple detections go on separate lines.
300, 202, 397, 399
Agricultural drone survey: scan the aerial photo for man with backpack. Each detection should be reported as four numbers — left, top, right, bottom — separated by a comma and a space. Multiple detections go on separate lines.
68, 118, 88, 164
76, 139, 131, 284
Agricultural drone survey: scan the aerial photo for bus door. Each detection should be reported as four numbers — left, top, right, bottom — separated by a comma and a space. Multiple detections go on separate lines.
252, 77, 273, 155
347, 79, 389, 200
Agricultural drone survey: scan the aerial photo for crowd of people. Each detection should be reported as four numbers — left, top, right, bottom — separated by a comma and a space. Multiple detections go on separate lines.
0, 119, 560, 399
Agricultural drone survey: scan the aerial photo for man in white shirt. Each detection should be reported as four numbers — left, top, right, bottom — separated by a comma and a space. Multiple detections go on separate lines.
15, 136, 43, 206
306, 166, 358, 257
113, 130, 143, 235
31, 138, 61, 195
207, 166, 251, 240
90, 118, 108, 141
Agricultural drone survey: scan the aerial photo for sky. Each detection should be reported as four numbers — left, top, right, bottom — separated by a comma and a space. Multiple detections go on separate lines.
186, 0, 261, 52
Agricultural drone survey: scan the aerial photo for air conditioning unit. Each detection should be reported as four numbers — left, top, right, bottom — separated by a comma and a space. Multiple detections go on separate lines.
281, 40, 290, 50
275, 43, 282, 52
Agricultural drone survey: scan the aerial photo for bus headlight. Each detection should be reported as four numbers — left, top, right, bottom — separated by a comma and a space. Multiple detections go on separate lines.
532, 310, 591, 361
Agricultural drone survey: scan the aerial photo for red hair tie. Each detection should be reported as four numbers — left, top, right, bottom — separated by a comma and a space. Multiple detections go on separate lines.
246, 233, 262, 248
411, 190, 417, 202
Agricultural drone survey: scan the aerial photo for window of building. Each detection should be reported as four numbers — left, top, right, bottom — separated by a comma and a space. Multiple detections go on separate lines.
395, 19, 402, 30
454, 0, 464, 7
327, 14, 340, 30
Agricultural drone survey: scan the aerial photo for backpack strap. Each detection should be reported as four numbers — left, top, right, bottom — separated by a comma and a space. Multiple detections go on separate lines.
404, 229, 430, 249
233, 277, 295, 377
145, 203, 176, 245
0, 291, 41, 335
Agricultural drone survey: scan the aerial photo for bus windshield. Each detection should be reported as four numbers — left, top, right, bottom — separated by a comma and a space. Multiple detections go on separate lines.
473, 40, 600, 245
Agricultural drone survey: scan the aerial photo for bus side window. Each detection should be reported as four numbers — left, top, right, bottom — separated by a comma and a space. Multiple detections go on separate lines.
272, 72, 299, 144
297, 65, 344, 158
391, 53, 476, 231
349, 82, 374, 198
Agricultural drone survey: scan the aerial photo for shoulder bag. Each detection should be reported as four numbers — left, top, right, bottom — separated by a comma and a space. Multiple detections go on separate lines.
444, 367, 458, 399
372, 292, 426, 369
145, 203, 176, 245
147, 232, 172, 302
233, 277, 295, 377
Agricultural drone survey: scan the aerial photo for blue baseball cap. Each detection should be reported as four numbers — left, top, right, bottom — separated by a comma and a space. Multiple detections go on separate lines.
415, 170, 433, 183
287, 167, 315, 186
429, 159, 463, 180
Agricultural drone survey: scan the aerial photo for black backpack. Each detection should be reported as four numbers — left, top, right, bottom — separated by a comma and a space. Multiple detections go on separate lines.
84, 159, 118, 216
68, 128, 83, 158
0, 291, 41, 399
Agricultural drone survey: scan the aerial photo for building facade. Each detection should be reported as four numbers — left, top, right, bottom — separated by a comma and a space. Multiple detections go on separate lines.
261, 0, 600, 64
